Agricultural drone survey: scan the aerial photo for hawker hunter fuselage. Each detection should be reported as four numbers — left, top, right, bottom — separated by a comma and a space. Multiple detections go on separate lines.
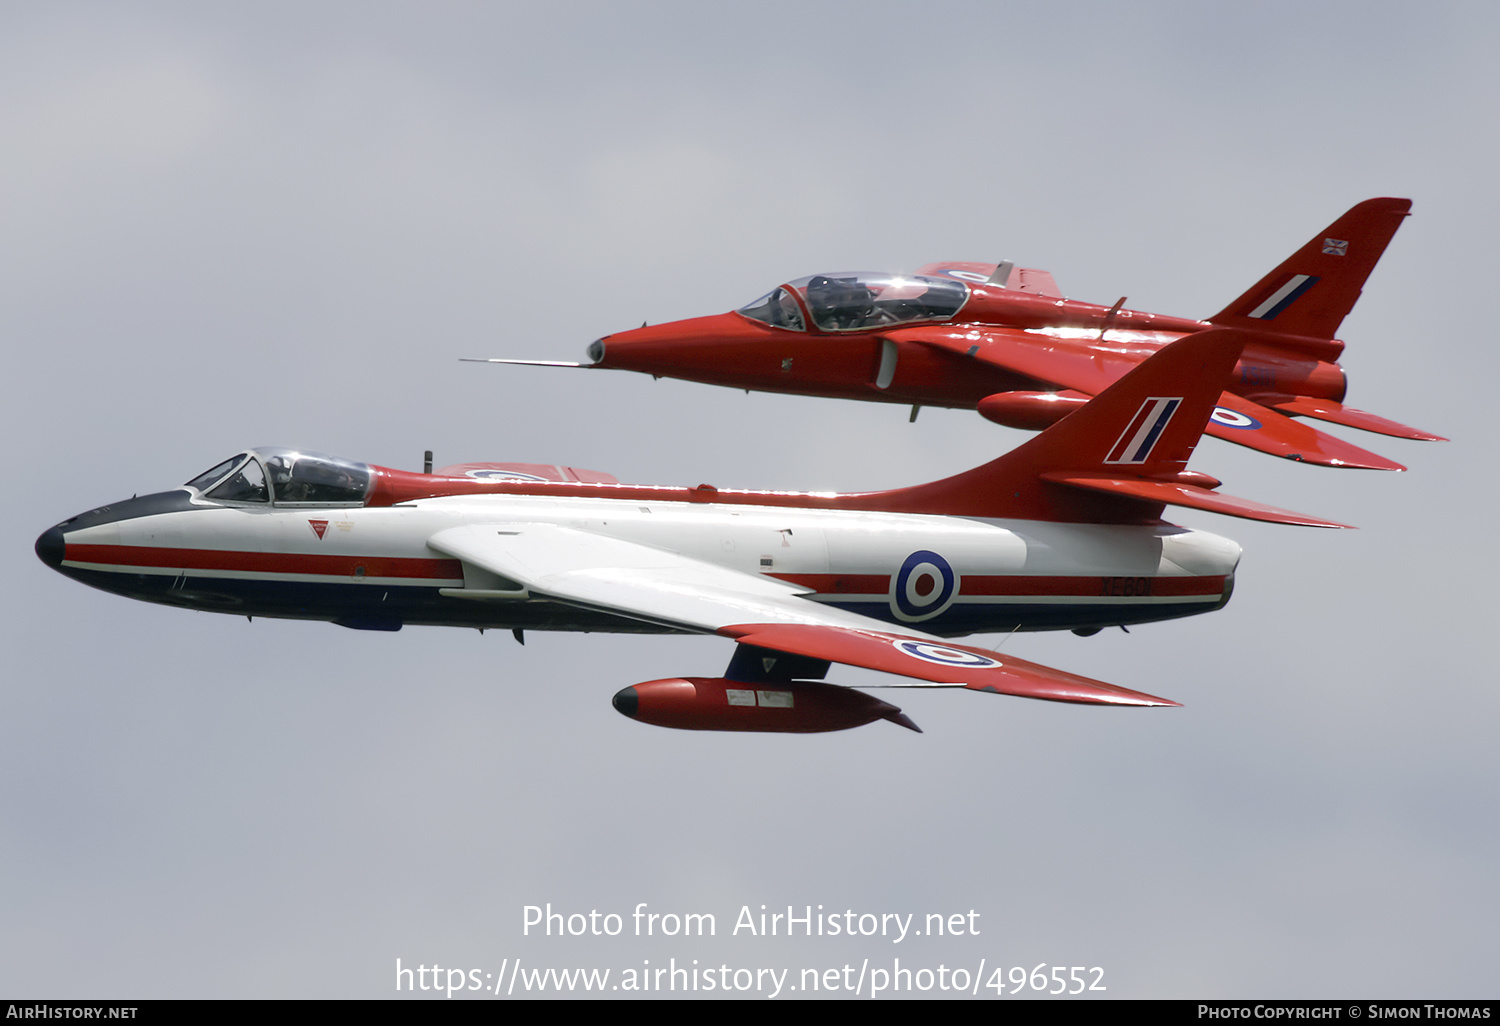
37, 479, 1238, 637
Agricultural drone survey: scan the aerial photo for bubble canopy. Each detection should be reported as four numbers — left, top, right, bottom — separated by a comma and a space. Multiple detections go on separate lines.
737, 272, 968, 333
184, 448, 373, 506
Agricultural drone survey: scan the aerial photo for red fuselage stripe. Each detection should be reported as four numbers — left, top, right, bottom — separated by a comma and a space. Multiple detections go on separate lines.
66, 544, 463, 580
66, 546, 1225, 597
770, 572, 1226, 597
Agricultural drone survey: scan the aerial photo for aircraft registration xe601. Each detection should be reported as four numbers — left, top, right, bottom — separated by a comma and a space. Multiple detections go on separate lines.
487, 197, 1442, 472
38, 330, 1341, 734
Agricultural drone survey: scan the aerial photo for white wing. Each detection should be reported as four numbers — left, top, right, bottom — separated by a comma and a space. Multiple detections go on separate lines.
427, 523, 1178, 706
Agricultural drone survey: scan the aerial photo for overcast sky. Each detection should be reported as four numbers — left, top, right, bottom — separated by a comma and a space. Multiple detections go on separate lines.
4, 0, 1497, 1000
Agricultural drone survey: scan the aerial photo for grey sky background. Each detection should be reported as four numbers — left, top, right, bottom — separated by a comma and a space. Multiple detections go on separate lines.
4, 0, 1497, 999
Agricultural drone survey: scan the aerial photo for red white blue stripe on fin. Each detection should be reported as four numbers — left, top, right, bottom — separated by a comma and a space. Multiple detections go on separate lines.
1247, 274, 1320, 320
1105, 397, 1183, 465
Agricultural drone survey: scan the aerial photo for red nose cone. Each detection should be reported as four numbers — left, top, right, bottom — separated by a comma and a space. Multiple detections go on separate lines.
593, 313, 781, 379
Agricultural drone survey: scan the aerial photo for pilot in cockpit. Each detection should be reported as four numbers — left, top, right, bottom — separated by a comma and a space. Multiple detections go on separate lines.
805, 275, 876, 330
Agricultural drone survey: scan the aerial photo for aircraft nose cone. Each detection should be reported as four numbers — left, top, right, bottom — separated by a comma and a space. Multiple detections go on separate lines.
611, 686, 639, 719
35, 525, 65, 570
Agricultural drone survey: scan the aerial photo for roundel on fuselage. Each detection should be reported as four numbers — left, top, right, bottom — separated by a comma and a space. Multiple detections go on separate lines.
890, 549, 958, 622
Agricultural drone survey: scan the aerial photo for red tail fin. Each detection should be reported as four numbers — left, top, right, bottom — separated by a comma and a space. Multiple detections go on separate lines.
1209, 197, 1410, 339
868, 329, 1347, 528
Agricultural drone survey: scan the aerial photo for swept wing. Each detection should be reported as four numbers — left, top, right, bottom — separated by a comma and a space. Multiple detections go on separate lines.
886, 324, 1407, 471
427, 523, 1177, 707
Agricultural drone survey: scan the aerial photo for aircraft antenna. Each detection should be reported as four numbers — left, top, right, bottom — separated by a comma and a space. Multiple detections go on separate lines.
992, 624, 1022, 651
985, 261, 1014, 287
1098, 296, 1127, 341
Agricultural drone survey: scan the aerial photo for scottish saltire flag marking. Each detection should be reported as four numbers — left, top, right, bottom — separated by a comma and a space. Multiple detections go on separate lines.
1322, 237, 1348, 256
1105, 396, 1183, 465
1248, 274, 1320, 319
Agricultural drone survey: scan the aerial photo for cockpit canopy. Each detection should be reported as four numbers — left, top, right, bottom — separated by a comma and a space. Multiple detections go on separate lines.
184, 448, 373, 506
737, 272, 968, 333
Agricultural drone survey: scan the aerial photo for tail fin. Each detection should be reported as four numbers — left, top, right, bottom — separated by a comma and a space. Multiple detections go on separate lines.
1209, 197, 1410, 339
872, 329, 1348, 528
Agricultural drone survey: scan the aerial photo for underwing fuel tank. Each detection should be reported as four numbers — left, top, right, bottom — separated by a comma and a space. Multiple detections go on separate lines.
976, 390, 1089, 430
612, 678, 921, 733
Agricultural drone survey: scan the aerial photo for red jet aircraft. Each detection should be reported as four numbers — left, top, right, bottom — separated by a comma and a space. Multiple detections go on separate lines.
40, 330, 1342, 733
486, 198, 1442, 471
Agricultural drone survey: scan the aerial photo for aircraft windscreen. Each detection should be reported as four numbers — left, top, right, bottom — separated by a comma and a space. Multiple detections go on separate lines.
207, 458, 269, 503
736, 286, 806, 330
790, 272, 968, 332
185, 455, 246, 492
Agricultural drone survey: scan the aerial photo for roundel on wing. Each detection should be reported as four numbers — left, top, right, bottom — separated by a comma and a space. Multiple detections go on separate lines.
1210, 406, 1261, 430
890, 550, 958, 622
937, 269, 989, 284
465, 469, 550, 482
892, 639, 1001, 669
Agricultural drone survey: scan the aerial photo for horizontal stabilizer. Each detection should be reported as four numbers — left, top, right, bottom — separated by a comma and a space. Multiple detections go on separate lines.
721, 623, 1179, 706
1259, 396, 1447, 441
1039, 472, 1352, 529
1208, 392, 1406, 470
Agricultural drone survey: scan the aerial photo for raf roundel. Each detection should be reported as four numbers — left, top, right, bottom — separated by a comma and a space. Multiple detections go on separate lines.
936, 268, 990, 284
892, 640, 1002, 669
1210, 407, 1262, 431
465, 469, 550, 482
890, 550, 958, 621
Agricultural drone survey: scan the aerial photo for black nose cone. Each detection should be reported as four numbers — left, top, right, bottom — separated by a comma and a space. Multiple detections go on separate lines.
611, 686, 639, 718
35, 525, 65, 570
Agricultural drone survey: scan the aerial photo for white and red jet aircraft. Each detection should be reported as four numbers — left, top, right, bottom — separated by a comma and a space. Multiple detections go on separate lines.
36, 329, 1341, 733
